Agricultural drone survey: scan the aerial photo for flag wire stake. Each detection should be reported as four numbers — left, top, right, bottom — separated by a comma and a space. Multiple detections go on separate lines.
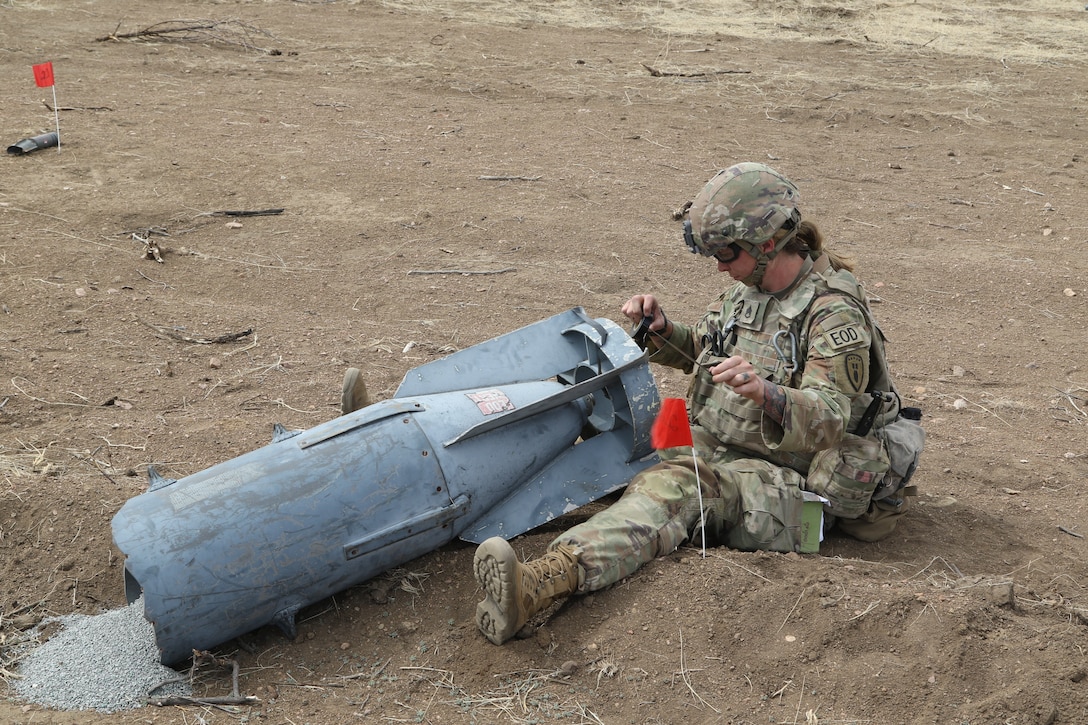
693, 449, 706, 557
50, 85, 60, 152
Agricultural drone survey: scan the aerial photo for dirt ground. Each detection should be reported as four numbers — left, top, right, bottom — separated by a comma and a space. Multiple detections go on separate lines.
2, 1, 1087, 723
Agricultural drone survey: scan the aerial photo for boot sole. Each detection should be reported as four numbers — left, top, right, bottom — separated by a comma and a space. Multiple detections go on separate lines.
473, 537, 519, 645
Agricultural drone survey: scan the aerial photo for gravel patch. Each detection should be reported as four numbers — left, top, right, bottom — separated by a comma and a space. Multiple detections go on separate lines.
10, 597, 191, 712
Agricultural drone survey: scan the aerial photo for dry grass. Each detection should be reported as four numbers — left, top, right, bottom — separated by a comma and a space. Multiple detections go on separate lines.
0, 444, 62, 481
400, 665, 610, 724
377, 0, 1088, 64
0, 605, 45, 685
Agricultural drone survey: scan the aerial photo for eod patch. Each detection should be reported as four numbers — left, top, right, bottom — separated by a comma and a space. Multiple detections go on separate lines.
816, 323, 866, 352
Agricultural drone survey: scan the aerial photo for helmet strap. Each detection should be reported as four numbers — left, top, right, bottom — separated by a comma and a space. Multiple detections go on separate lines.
737, 216, 800, 287
738, 254, 770, 287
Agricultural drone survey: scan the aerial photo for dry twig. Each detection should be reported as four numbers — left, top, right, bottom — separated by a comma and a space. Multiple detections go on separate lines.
149, 650, 259, 708
43, 102, 113, 112
95, 18, 280, 54
641, 63, 750, 77
844, 600, 881, 622
199, 208, 285, 217
678, 628, 719, 712
1053, 386, 1087, 420
137, 318, 254, 344
10, 379, 96, 409
407, 267, 516, 276
778, 586, 807, 632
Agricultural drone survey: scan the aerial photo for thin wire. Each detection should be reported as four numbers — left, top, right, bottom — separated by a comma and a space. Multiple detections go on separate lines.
51, 85, 60, 152
692, 449, 706, 557
640, 324, 707, 555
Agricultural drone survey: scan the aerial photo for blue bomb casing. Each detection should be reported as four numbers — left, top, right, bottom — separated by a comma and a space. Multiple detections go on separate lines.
111, 307, 661, 664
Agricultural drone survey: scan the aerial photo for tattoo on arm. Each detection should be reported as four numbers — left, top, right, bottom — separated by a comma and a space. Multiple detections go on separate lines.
762, 382, 787, 424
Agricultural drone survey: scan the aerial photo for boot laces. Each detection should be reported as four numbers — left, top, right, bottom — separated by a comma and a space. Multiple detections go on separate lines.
526, 546, 577, 584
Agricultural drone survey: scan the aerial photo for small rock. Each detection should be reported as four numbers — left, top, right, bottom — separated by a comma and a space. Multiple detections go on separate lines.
1064, 288, 1077, 297
988, 581, 1016, 608
209, 357, 222, 369
952, 398, 968, 410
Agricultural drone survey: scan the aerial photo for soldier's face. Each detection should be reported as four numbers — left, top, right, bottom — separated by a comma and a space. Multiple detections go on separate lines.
716, 247, 757, 280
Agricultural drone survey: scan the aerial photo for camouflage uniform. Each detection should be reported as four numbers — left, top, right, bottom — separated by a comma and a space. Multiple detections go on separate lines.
471, 164, 916, 647
551, 253, 899, 593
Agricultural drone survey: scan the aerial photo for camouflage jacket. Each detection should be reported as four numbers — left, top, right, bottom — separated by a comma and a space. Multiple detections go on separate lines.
648, 253, 897, 476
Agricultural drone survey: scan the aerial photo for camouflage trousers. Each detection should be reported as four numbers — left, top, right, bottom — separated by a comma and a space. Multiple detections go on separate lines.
550, 427, 808, 593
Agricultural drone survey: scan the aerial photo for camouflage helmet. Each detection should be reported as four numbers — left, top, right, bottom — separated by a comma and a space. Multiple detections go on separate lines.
684, 162, 802, 260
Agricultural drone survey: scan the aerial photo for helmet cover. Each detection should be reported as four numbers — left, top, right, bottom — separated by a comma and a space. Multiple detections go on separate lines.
684, 162, 802, 260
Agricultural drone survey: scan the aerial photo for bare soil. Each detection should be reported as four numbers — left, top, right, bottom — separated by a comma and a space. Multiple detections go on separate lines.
2, 2, 1087, 724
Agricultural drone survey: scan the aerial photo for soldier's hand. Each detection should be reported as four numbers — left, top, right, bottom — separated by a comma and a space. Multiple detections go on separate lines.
710, 356, 765, 404
621, 295, 667, 333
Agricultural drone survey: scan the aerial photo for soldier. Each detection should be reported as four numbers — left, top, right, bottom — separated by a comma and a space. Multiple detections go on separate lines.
473, 162, 916, 645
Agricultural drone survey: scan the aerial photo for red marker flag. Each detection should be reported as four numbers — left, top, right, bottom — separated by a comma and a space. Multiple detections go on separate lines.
33, 61, 55, 88
651, 397, 693, 449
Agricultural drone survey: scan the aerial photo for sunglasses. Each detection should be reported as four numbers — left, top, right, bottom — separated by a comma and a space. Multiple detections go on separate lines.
684, 220, 743, 264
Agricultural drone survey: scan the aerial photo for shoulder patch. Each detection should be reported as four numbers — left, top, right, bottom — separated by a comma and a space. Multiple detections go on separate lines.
816, 323, 867, 352
843, 352, 867, 392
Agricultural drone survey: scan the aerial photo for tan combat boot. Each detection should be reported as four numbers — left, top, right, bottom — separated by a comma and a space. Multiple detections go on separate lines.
473, 537, 582, 645
340, 368, 370, 415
